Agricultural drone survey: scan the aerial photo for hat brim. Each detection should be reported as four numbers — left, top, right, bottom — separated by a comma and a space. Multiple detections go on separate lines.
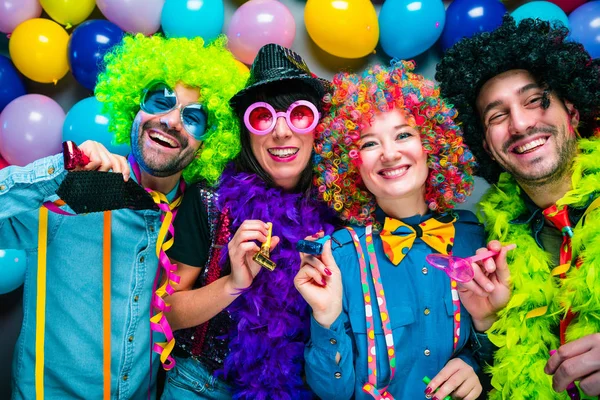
230, 75, 331, 110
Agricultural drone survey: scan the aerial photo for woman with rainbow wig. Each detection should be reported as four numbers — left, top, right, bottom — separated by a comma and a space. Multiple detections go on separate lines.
294, 61, 501, 399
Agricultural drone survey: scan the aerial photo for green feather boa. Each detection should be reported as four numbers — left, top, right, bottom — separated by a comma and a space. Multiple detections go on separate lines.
478, 138, 600, 400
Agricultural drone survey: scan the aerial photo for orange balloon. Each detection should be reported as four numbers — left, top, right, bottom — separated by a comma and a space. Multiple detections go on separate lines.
234, 59, 250, 75
304, 0, 379, 59
9, 18, 70, 84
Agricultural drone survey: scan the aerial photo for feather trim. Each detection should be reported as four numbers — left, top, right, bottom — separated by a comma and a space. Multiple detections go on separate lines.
478, 138, 600, 399
216, 166, 336, 400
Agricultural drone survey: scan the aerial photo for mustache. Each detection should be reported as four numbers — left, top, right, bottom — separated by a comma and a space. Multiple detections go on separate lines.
502, 126, 558, 153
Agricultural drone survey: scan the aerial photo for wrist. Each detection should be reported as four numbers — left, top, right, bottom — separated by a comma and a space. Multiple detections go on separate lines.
473, 316, 497, 332
312, 309, 341, 329
223, 275, 244, 296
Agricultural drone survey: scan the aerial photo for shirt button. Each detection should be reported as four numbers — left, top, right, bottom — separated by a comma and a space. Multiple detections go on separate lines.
149, 226, 155, 232
422, 267, 428, 275
204, 383, 210, 388
424, 349, 431, 356
122, 375, 128, 381
48, 167, 55, 175
424, 308, 430, 316
134, 295, 139, 302
128, 336, 134, 342
0, 185, 5, 191
330, 338, 337, 345
139, 256, 145, 263
334, 372, 342, 379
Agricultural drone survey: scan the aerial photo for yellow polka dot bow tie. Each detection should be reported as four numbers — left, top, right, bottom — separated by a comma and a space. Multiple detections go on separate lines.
379, 214, 456, 265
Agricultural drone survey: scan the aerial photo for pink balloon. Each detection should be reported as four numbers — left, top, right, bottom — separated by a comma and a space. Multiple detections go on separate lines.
227, 0, 296, 65
548, 0, 588, 14
0, 94, 65, 166
0, 0, 42, 34
96, 0, 165, 35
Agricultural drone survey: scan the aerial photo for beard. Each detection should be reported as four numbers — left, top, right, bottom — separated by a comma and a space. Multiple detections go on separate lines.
130, 118, 197, 178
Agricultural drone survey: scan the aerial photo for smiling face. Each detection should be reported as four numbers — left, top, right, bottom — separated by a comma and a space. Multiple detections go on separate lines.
476, 69, 579, 186
131, 83, 203, 177
248, 105, 315, 190
358, 109, 429, 205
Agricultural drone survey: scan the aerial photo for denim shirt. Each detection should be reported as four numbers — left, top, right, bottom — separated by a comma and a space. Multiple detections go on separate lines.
1, 154, 177, 400
304, 210, 485, 400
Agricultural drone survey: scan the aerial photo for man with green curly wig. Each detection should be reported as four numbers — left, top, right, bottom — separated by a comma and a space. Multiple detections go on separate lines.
436, 16, 600, 399
1, 34, 246, 400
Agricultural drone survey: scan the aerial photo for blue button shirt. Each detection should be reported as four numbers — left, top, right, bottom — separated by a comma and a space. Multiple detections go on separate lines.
1, 154, 177, 400
304, 210, 485, 400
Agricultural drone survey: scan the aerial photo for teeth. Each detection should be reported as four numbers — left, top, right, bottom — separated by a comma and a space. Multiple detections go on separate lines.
381, 166, 408, 177
268, 148, 299, 157
515, 138, 547, 154
149, 132, 177, 148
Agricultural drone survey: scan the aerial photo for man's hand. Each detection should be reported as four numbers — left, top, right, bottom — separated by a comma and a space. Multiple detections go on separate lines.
545, 333, 600, 396
78, 140, 130, 181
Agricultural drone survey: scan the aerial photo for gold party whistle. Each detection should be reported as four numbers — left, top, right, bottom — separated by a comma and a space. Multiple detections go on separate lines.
252, 222, 276, 271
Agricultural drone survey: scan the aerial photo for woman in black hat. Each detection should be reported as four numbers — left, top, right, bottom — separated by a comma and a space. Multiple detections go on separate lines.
161, 44, 337, 400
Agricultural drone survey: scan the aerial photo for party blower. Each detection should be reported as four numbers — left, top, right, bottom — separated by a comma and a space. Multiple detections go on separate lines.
253, 222, 276, 271
425, 244, 517, 283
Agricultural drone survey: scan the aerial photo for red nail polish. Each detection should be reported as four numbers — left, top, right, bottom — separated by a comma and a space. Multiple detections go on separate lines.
432, 396, 439, 400
425, 387, 433, 395
321, 279, 327, 286
324, 268, 332, 276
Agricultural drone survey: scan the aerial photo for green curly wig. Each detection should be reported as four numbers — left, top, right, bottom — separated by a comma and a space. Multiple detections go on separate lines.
436, 15, 600, 184
95, 34, 248, 184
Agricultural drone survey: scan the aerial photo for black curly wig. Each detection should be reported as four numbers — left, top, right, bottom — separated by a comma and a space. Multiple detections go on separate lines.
436, 15, 600, 183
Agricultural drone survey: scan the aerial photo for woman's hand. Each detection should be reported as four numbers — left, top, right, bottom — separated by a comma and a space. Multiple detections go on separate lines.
457, 241, 515, 332
227, 220, 280, 292
294, 235, 342, 329
426, 358, 482, 400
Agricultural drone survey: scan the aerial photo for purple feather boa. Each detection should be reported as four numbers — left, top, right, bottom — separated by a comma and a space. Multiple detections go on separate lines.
216, 166, 336, 400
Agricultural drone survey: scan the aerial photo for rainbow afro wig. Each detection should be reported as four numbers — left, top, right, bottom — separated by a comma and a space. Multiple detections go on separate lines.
436, 16, 600, 184
95, 34, 248, 184
313, 60, 476, 226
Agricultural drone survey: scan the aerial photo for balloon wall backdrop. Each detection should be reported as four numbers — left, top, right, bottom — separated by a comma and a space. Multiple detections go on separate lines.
0, 0, 598, 181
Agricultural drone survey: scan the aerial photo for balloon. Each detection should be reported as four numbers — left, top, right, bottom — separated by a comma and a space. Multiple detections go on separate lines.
379, 0, 445, 59
512, 2, 569, 29
569, 2, 600, 59
63, 97, 129, 156
0, 157, 8, 169
441, 0, 506, 52
304, 0, 379, 59
161, 0, 224, 41
0, 0, 42, 34
68, 20, 124, 91
0, 94, 65, 166
548, 0, 588, 14
0, 249, 27, 294
0, 55, 26, 112
227, 0, 296, 65
96, 0, 165, 35
234, 59, 250, 75
9, 18, 69, 84
40, 0, 96, 28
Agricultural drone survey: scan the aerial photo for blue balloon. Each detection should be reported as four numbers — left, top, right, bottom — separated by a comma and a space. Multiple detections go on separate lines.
63, 97, 129, 156
0, 56, 26, 113
0, 248, 27, 294
569, 1, 600, 59
68, 20, 124, 91
161, 0, 224, 41
512, 1, 569, 30
379, 0, 446, 59
441, 0, 506, 52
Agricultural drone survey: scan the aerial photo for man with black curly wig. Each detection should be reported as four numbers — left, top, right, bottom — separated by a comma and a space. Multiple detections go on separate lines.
436, 15, 600, 400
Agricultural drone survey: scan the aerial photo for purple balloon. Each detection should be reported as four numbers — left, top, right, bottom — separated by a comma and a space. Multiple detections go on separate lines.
0, 94, 65, 166
227, 0, 296, 65
569, 2, 600, 59
0, 0, 42, 34
96, 0, 165, 35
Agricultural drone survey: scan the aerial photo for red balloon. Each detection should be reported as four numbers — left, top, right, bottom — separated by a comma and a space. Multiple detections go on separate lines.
0, 155, 9, 170
548, 0, 588, 14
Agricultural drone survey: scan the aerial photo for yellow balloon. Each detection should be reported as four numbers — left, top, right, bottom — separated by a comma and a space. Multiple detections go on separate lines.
234, 59, 250, 75
304, 0, 379, 59
9, 18, 70, 84
40, 0, 96, 28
